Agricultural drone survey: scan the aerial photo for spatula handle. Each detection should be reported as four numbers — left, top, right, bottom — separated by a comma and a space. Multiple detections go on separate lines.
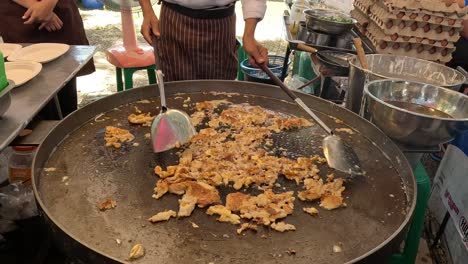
353, 38, 368, 70
152, 35, 167, 110
156, 70, 167, 110
259, 64, 332, 135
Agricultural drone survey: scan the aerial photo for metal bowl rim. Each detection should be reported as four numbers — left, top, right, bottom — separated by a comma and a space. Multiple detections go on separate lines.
364, 79, 468, 121
349, 54, 466, 87
303, 9, 356, 25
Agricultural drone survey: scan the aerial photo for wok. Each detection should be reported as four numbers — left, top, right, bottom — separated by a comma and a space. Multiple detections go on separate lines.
32, 81, 416, 264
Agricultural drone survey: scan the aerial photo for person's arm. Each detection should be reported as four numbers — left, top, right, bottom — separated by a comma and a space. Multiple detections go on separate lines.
13, 0, 36, 8
139, 0, 160, 44
241, 0, 268, 67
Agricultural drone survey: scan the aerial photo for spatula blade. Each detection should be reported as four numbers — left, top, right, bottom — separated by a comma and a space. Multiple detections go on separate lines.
151, 109, 196, 153
323, 135, 364, 177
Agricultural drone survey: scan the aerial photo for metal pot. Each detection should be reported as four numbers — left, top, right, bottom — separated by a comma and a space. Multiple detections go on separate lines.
0, 80, 15, 117
347, 54, 466, 114
297, 22, 331, 46
303, 9, 356, 35
362, 79, 468, 147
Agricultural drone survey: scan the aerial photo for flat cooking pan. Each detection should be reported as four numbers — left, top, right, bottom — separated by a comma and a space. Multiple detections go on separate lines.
32, 81, 416, 264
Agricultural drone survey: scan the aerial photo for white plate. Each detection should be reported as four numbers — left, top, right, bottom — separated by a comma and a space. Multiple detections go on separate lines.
0, 43, 22, 58
5, 61, 42, 87
7, 43, 70, 63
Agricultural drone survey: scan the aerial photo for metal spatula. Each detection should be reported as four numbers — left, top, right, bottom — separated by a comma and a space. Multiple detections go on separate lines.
150, 36, 195, 152
150, 70, 196, 152
259, 64, 363, 177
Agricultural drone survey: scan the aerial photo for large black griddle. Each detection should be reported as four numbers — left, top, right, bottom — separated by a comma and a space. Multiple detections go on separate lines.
32, 81, 416, 264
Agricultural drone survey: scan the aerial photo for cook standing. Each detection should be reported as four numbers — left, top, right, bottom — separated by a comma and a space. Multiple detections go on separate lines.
138, 0, 269, 81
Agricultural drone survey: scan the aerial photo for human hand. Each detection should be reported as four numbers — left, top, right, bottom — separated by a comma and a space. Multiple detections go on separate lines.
23, 0, 58, 25
39, 13, 63, 32
141, 13, 160, 45
243, 36, 269, 67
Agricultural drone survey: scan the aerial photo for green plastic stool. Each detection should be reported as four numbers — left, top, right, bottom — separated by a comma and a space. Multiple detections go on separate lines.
237, 38, 247, 81
116, 65, 157, 91
390, 162, 431, 264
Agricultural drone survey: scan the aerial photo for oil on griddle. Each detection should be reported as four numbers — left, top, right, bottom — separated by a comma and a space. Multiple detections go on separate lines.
39, 92, 408, 264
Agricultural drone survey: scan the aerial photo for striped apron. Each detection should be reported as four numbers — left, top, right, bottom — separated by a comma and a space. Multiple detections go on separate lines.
157, 3, 238, 81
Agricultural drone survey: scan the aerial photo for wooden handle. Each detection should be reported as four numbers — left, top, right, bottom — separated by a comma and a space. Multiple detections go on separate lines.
297, 43, 318, 54
353, 38, 368, 70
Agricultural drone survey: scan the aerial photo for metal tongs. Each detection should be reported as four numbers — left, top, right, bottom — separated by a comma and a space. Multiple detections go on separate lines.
258, 63, 363, 177
150, 36, 196, 153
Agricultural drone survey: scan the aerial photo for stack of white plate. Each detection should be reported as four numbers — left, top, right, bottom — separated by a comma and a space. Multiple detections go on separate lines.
1, 43, 70, 87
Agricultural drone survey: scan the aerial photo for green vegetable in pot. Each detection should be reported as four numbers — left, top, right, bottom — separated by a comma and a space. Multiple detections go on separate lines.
319, 16, 353, 23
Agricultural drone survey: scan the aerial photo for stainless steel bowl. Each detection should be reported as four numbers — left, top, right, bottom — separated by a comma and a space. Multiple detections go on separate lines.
0, 80, 15, 117
346, 54, 466, 114
303, 9, 356, 35
362, 79, 468, 147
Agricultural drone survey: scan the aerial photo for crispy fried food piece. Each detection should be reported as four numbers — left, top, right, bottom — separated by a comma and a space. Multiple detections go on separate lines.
298, 178, 324, 201
206, 205, 241, 225
226, 193, 251, 211
104, 126, 134, 148
335, 118, 344, 124
320, 178, 345, 210
148, 210, 177, 223
274, 118, 313, 130
270, 222, 296, 232
190, 111, 206, 126
228, 190, 295, 226
303, 207, 319, 216
178, 194, 197, 217
335, 128, 355, 135
186, 181, 221, 208
153, 180, 169, 199
128, 244, 145, 260
98, 198, 117, 211
236, 223, 258, 235
320, 195, 344, 210
154, 166, 177, 178
128, 113, 154, 126
195, 101, 214, 111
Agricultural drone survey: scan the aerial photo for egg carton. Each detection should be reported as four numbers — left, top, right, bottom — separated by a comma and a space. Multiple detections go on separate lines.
354, 0, 375, 14
365, 29, 454, 63
351, 8, 371, 29
371, 2, 466, 28
369, 10, 462, 42
382, 0, 467, 16
367, 21, 455, 49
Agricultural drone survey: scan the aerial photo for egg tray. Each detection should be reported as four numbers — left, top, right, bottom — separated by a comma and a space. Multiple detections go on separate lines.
371, 2, 466, 28
365, 26, 454, 63
351, 8, 371, 29
367, 21, 456, 49
354, 0, 375, 14
369, 10, 462, 42
382, 0, 467, 16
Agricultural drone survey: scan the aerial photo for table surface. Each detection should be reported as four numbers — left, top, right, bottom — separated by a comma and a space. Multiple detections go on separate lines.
0, 45, 96, 151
